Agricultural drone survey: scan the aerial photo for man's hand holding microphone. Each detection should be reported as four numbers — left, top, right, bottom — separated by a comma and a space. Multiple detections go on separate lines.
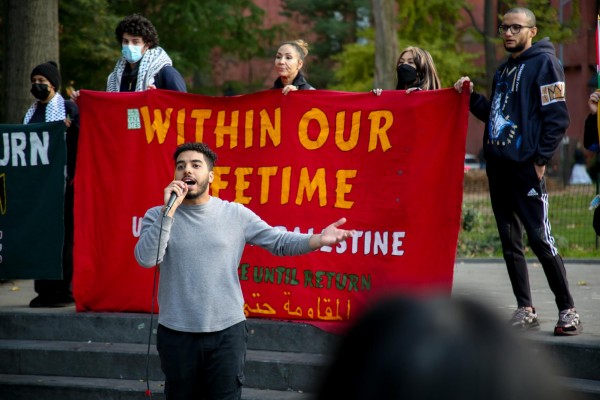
163, 181, 188, 217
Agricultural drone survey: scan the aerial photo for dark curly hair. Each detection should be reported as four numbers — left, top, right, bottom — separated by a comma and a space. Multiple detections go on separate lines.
174, 142, 218, 170
115, 14, 159, 48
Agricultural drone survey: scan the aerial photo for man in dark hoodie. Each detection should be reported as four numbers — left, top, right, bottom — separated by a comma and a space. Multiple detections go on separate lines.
453, 8, 581, 336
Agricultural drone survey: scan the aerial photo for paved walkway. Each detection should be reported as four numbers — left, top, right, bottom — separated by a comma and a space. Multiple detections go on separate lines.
452, 259, 600, 341
1, 259, 599, 340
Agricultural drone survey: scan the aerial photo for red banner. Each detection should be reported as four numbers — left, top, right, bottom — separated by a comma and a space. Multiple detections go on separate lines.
74, 88, 469, 329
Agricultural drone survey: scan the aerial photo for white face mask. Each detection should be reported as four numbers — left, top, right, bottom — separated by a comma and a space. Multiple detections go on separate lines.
122, 44, 144, 64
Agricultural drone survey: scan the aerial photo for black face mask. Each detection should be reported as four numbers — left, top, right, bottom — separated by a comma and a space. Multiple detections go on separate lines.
396, 64, 418, 89
31, 83, 50, 101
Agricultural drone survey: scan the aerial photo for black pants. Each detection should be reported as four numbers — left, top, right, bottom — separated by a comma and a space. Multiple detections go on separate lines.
157, 321, 247, 400
34, 184, 74, 298
487, 160, 574, 311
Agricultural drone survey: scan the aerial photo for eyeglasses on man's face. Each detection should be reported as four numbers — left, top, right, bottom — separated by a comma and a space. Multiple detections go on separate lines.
498, 24, 534, 35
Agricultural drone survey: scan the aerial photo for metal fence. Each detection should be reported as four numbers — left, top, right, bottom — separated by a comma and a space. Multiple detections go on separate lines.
458, 160, 600, 258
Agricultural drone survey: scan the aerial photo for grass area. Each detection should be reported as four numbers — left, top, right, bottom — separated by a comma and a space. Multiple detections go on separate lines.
458, 171, 599, 258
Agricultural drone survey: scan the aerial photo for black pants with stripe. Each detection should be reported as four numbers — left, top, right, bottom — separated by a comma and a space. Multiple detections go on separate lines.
486, 160, 574, 311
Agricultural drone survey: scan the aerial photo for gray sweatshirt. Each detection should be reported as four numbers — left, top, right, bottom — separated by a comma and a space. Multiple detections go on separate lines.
134, 196, 313, 332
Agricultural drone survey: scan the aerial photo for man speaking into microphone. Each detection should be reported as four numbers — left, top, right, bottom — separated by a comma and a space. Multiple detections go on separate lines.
134, 142, 355, 400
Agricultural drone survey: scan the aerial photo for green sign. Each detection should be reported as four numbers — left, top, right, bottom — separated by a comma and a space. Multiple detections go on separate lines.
0, 121, 67, 279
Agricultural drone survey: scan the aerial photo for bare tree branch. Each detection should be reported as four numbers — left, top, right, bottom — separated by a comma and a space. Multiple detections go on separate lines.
463, 5, 484, 36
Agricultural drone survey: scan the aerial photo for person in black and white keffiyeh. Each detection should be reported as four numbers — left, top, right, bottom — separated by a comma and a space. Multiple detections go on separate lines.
24, 61, 79, 308
72, 14, 186, 101
107, 46, 177, 92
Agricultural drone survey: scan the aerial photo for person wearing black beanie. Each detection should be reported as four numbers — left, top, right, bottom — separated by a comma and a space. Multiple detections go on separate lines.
24, 61, 79, 308
31, 61, 62, 92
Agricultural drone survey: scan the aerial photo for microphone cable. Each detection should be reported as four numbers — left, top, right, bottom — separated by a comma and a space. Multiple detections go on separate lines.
144, 212, 167, 398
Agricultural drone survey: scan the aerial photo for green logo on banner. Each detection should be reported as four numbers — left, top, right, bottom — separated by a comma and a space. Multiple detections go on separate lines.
128, 109, 141, 129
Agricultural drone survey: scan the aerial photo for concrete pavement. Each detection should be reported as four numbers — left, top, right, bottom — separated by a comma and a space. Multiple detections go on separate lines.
1, 259, 599, 339
452, 259, 600, 340
1, 260, 599, 399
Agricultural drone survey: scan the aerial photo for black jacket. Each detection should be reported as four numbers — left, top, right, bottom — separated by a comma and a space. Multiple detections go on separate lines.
272, 71, 314, 90
470, 38, 569, 164
120, 64, 187, 92
27, 99, 79, 182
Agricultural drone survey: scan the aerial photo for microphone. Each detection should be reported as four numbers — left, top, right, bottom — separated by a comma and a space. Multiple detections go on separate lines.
164, 191, 178, 216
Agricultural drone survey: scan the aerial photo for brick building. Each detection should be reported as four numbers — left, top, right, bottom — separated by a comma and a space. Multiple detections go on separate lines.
221, 1, 598, 159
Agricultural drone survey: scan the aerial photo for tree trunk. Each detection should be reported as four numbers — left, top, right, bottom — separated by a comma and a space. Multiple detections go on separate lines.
2, 0, 59, 123
372, 0, 397, 90
483, 0, 498, 95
